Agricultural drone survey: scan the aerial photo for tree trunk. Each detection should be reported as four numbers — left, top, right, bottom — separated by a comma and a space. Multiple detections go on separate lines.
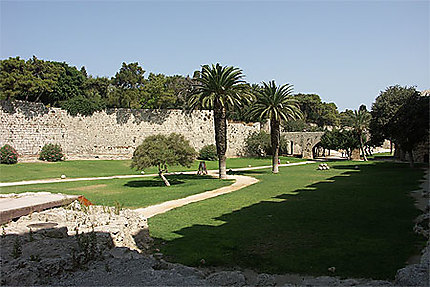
214, 103, 227, 179
271, 118, 280, 174
159, 171, 170, 186
359, 134, 368, 161
407, 149, 415, 168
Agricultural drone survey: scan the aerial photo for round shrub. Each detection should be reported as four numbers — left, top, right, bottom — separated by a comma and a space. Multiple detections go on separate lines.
0, 144, 18, 164
198, 144, 217, 161
245, 131, 271, 157
39, 144, 65, 162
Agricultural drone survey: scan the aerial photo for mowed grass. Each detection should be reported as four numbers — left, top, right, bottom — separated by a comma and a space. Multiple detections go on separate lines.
0, 174, 232, 208
0, 156, 303, 182
149, 161, 426, 280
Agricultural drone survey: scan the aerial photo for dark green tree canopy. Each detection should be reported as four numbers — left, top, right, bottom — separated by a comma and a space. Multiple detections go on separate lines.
387, 93, 429, 165
369, 85, 418, 145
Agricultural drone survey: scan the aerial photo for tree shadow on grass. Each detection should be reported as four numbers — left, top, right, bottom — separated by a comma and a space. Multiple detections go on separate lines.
152, 162, 425, 280
124, 174, 217, 188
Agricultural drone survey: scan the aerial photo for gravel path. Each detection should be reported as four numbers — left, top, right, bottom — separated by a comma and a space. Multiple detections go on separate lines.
135, 173, 259, 218
0, 161, 313, 187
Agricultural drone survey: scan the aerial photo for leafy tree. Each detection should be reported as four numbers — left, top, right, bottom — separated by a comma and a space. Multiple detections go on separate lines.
293, 93, 322, 123
320, 129, 360, 160
387, 93, 429, 167
61, 94, 105, 116
0, 56, 31, 101
50, 61, 86, 104
83, 76, 110, 100
248, 81, 302, 173
317, 102, 340, 127
352, 105, 371, 161
282, 119, 307, 132
0, 56, 63, 104
110, 62, 146, 108
141, 73, 176, 108
339, 109, 355, 127
189, 63, 250, 179
369, 85, 417, 146
165, 75, 195, 109
292, 93, 339, 127
131, 133, 196, 186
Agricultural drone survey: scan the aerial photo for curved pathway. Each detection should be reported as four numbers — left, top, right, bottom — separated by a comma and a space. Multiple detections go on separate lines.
135, 161, 314, 218
0, 161, 312, 187
1, 161, 314, 220
135, 173, 259, 218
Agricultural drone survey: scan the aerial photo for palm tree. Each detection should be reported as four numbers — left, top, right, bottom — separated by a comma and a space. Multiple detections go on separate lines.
189, 64, 250, 179
352, 105, 371, 161
248, 81, 302, 173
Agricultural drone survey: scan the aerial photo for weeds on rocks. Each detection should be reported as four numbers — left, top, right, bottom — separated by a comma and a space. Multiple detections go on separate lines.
28, 228, 34, 242
11, 238, 22, 259
114, 201, 123, 215
29, 254, 40, 262
71, 228, 101, 270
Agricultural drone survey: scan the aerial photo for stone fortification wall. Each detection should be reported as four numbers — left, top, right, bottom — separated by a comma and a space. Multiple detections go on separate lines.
0, 101, 259, 158
282, 131, 324, 159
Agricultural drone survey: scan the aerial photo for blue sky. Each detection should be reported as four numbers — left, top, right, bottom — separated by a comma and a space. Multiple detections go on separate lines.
1, 1, 428, 110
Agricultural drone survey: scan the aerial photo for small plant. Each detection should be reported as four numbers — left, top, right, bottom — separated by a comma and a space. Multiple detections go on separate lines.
245, 131, 271, 157
105, 263, 111, 272
11, 238, 22, 259
72, 230, 100, 270
28, 228, 34, 242
39, 143, 65, 162
29, 254, 41, 262
198, 144, 218, 161
0, 144, 18, 164
114, 201, 123, 215
1, 225, 6, 238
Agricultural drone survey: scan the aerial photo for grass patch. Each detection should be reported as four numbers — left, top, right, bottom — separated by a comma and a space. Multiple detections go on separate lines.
0, 174, 233, 208
149, 161, 425, 280
0, 156, 304, 182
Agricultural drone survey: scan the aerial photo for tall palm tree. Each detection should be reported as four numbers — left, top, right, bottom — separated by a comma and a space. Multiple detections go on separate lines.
352, 105, 371, 161
248, 81, 302, 173
189, 64, 250, 179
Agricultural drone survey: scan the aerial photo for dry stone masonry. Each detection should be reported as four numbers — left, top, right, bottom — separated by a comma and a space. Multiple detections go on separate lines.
1, 101, 326, 160
0, 101, 259, 158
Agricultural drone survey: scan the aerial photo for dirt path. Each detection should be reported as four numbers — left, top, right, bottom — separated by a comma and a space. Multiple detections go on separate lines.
0, 161, 313, 187
135, 173, 259, 218
136, 161, 314, 218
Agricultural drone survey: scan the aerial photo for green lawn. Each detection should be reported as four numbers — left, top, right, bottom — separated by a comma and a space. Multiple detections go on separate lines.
149, 161, 426, 280
0, 174, 232, 208
0, 156, 303, 182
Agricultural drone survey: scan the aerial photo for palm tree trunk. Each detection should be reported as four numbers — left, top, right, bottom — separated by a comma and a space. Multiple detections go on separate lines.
271, 118, 280, 174
407, 149, 415, 168
359, 134, 368, 161
214, 103, 227, 179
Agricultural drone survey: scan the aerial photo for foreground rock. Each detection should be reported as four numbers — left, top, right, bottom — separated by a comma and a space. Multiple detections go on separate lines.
1, 189, 429, 286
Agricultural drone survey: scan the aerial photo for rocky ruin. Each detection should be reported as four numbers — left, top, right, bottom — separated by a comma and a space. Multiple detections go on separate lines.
1, 194, 428, 286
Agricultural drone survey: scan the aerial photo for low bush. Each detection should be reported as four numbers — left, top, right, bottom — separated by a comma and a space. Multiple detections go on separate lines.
61, 95, 105, 116
245, 131, 271, 157
39, 144, 65, 162
198, 144, 217, 161
245, 132, 290, 157
0, 144, 19, 164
